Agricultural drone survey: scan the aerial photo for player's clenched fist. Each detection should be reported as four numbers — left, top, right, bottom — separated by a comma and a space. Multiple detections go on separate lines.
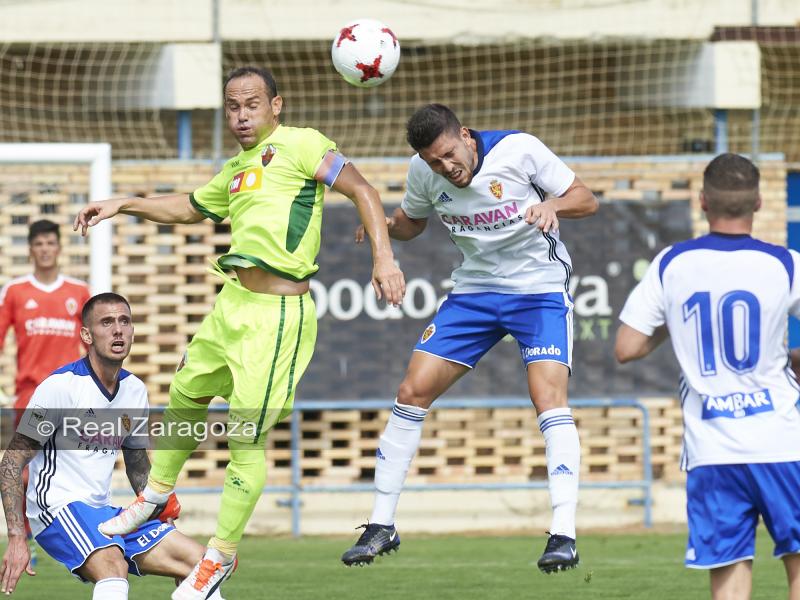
525, 202, 559, 234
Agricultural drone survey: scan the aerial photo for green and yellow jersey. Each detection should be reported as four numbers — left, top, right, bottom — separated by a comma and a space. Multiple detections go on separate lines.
190, 125, 347, 282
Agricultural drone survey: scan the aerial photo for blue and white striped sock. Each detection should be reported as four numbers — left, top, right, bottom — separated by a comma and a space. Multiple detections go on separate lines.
538, 407, 580, 539
370, 399, 429, 526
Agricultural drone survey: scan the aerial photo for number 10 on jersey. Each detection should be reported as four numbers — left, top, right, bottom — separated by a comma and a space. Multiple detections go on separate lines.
682, 290, 761, 376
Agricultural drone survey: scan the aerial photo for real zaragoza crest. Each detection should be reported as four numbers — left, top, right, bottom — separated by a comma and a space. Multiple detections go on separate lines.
489, 179, 503, 200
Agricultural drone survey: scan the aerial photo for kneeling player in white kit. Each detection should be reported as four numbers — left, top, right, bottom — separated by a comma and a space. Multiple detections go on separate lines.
616, 153, 800, 600
342, 103, 599, 572
0, 293, 232, 599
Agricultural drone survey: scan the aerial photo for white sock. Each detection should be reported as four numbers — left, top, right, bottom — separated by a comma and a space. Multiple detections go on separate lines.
142, 486, 171, 504
205, 547, 235, 565
538, 407, 580, 539
93, 577, 128, 600
370, 400, 428, 525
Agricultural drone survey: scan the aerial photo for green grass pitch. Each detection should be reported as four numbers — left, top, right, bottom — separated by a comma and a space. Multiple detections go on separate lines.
3, 531, 789, 599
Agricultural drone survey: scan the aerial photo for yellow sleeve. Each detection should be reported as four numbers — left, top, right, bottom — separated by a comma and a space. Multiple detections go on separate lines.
297, 129, 338, 180
190, 169, 230, 223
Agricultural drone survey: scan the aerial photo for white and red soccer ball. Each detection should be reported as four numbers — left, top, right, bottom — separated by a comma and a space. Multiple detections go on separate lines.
331, 19, 400, 88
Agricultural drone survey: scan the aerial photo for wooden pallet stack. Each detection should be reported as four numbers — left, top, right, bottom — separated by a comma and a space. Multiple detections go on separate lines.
0, 157, 787, 486
147, 398, 683, 489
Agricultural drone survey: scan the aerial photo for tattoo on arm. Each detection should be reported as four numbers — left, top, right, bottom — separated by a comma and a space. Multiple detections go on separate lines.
0, 433, 41, 537
122, 447, 150, 495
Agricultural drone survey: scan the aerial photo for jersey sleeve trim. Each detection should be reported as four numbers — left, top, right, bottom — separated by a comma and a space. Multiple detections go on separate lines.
189, 192, 225, 223
400, 202, 433, 220
618, 314, 658, 337
16, 411, 54, 445
550, 173, 575, 198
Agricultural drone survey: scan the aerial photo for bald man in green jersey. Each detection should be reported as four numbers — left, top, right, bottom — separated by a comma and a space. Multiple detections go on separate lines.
75, 66, 405, 599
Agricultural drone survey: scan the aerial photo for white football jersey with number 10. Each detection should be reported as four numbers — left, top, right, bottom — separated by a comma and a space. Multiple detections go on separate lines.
620, 233, 800, 470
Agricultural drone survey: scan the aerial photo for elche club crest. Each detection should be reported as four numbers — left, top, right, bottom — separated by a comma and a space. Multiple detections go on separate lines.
65, 297, 78, 316
420, 324, 436, 344
261, 144, 277, 166
489, 179, 503, 200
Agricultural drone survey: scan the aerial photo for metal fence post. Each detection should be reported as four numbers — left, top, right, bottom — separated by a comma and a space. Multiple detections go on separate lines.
290, 408, 302, 538
638, 402, 653, 528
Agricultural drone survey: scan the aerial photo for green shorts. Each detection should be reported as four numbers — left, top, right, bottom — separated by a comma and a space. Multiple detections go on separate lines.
173, 280, 317, 438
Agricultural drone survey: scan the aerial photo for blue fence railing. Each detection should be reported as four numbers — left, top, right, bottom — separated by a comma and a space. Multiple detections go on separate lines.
150, 397, 653, 537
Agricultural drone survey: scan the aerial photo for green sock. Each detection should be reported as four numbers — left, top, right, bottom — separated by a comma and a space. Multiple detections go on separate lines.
149, 385, 209, 487
213, 436, 268, 546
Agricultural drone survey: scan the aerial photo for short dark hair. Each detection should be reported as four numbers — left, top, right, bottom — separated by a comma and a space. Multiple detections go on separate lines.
223, 66, 278, 100
702, 153, 760, 218
28, 219, 60, 244
81, 292, 131, 326
406, 104, 463, 151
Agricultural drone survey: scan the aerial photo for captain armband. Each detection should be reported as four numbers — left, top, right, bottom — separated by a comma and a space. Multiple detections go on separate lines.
314, 150, 350, 187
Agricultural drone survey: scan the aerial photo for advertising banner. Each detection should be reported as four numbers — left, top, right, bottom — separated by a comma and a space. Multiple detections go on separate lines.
301, 200, 691, 400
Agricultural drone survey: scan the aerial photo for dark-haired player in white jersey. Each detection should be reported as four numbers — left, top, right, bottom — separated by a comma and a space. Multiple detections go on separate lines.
343, 104, 599, 572
0, 293, 229, 599
616, 153, 800, 600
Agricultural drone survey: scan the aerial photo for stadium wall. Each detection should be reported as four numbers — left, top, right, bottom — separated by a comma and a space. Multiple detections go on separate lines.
2, 0, 800, 42
0, 156, 787, 487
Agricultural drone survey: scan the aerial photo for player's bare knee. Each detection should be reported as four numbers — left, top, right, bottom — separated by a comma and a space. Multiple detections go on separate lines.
396, 380, 433, 409
532, 397, 568, 414
530, 386, 569, 413
528, 367, 569, 412
78, 546, 128, 582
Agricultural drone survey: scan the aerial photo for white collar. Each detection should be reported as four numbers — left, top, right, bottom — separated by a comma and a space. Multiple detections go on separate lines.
27, 274, 64, 293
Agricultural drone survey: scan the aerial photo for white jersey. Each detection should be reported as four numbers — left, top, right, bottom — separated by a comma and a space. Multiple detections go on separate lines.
401, 130, 576, 294
619, 233, 800, 470
18, 357, 149, 536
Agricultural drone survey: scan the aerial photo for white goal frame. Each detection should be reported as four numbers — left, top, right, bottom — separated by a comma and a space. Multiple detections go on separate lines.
0, 143, 112, 294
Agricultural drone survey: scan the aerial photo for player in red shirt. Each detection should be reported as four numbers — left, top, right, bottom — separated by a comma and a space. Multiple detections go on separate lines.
0, 219, 89, 567
0, 220, 90, 415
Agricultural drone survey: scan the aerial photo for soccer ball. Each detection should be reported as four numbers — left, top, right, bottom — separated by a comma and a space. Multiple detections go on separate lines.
331, 19, 400, 88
